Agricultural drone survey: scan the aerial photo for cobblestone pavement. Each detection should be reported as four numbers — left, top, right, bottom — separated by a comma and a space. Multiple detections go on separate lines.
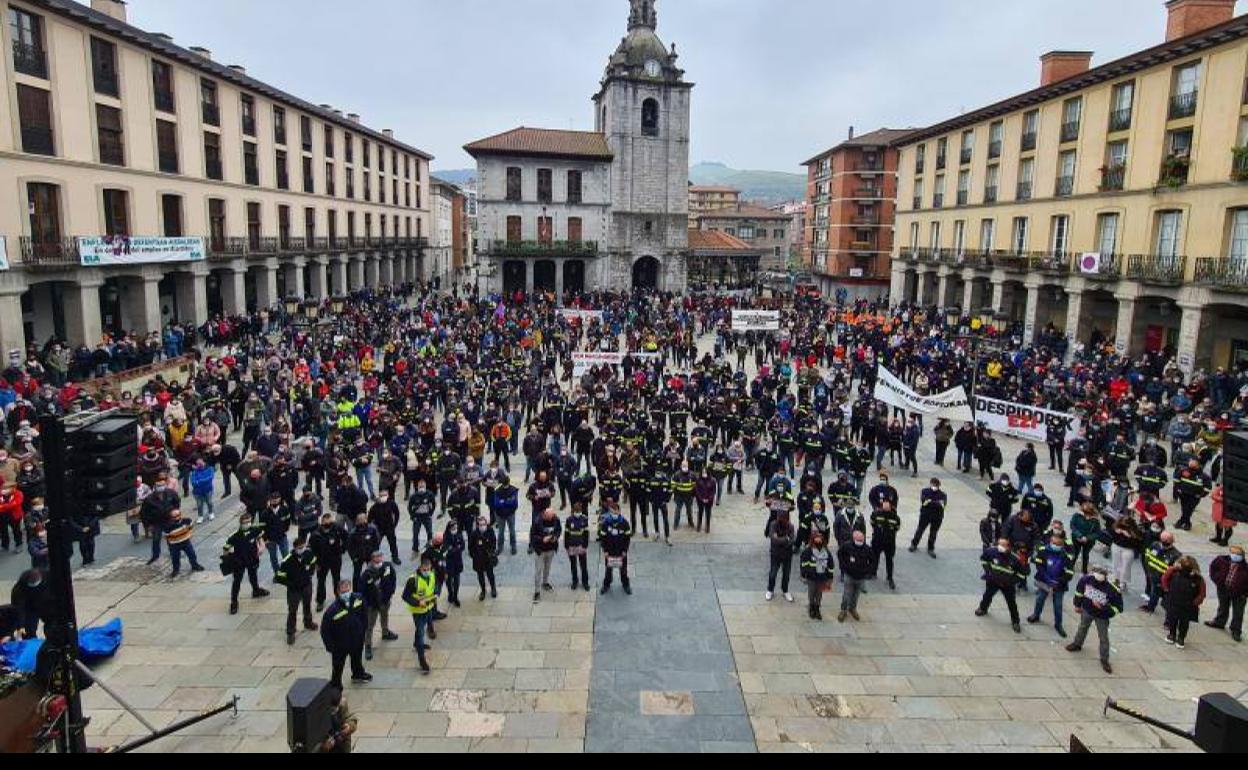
3, 347, 1242, 752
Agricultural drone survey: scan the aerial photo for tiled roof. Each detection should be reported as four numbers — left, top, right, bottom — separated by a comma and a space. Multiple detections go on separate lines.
688, 229, 754, 252
802, 127, 919, 165
464, 127, 613, 161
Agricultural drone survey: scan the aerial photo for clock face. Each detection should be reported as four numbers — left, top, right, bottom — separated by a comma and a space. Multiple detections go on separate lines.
645, 60, 660, 77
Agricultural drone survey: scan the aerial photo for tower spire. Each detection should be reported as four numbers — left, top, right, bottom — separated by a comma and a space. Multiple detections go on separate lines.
628, 0, 656, 30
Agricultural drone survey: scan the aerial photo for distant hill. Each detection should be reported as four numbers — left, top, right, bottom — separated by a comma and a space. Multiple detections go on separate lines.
691, 162, 804, 205
433, 163, 806, 204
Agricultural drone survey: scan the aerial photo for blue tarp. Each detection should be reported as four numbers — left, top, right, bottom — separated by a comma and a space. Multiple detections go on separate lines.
0, 619, 124, 674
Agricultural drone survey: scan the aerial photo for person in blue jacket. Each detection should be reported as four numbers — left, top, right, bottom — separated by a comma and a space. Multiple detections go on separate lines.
492, 475, 520, 556
320, 579, 371, 691
189, 458, 216, 524
355, 550, 398, 661
1027, 532, 1076, 638
1065, 565, 1124, 674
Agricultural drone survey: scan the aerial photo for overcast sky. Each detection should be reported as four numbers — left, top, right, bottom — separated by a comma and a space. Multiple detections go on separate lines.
124, 0, 1245, 173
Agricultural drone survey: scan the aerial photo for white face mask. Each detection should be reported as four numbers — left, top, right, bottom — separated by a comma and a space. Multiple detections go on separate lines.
997, 545, 1008, 554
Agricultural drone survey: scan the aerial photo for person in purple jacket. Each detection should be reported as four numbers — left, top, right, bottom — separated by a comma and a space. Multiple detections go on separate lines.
1066, 565, 1123, 674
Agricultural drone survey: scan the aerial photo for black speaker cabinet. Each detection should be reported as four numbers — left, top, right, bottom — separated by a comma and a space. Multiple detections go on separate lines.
286, 677, 336, 753
1225, 433, 1248, 524
1194, 692, 1248, 754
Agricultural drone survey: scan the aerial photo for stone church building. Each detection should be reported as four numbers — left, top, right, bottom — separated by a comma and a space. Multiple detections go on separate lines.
466, 0, 692, 296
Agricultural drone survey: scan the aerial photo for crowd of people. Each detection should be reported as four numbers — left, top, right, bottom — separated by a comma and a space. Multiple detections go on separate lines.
0, 280, 1245, 694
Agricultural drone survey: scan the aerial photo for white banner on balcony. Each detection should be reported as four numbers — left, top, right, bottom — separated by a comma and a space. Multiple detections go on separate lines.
731, 309, 781, 331
0, 236, 8, 271
78, 236, 206, 267
1078, 253, 1102, 275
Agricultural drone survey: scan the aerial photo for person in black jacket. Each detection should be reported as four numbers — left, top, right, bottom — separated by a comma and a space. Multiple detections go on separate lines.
356, 551, 399, 660
599, 506, 633, 595
336, 477, 370, 525
976, 537, 1026, 633
9, 568, 50, 639
214, 443, 241, 499
530, 507, 562, 602
468, 515, 498, 600
223, 512, 270, 615
766, 510, 796, 602
320, 579, 371, 690
141, 478, 180, 565
565, 504, 591, 591
837, 531, 874, 622
311, 513, 347, 611
260, 492, 293, 576
276, 534, 319, 645
442, 520, 466, 607
799, 532, 834, 620
870, 501, 901, 590
347, 514, 381, 585
954, 423, 978, 473
987, 475, 1020, 520
910, 478, 947, 556
368, 492, 402, 565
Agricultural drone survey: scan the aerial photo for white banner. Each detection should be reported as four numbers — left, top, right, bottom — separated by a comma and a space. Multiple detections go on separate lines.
732, 310, 780, 331
1078, 253, 1101, 275
78, 236, 206, 267
572, 351, 624, 377
559, 308, 604, 323
0, 236, 8, 271
973, 396, 1082, 443
873, 366, 974, 421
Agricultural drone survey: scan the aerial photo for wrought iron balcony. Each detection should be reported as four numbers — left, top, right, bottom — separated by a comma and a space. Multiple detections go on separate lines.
984, 185, 998, 203
1194, 257, 1248, 292
915, 160, 925, 175
12, 41, 47, 78
1158, 154, 1190, 188
935, 154, 947, 170
1100, 166, 1125, 191
1055, 176, 1074, 197
250, 236, 279, 255
21, 126, 54, 156
1016, 182, 1033, 201
491, 240, 599, 257
956, 190, 968, 206
307, 237, 329, 251
856, 187, 882, 198
1084, 253, 1122, 281
208, 236, 247, 260
1060, 121, 1080, 143
1109, 108, 1132, 132
19, 236, 78, 268
281, 236, 306, 252
933, 193, 944, 209
912, 196, 922, 210
959, 148, 972, 165
857, 160, 884, 173
988, 141, 1002, 159
202, 102, 219, 126
1169, 91, 1198, 120
852, 215, 880, 225
1127, 254, 1186, 285
1021, 132, 1037, 152
1233, 148, 1248, 181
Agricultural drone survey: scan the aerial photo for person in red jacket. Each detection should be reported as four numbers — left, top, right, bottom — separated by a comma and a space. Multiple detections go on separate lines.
1205, 545, 1247, 643
0, 486, 24, 553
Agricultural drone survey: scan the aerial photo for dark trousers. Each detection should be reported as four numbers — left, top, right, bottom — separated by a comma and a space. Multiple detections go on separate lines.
979, 583, 1020, 624
475, 567, 497, 594
652, 504, 670, 538
79, 534, 96, 564
230, 565, 260, 604
381, 529, 399, 562
1048, 444, 1064, 472
673, 497, 694, 529
934, 442, 949, 466
316, 561, 342, 606
286, 583, 314, 634
1212, 587, 1247, 635
1074, 541, 1095, 574
767, 553, 792, 593
956, 448, 973, 472
1177, 496, 1198, 527
569, 552, 589, 586
872, 541, 896, 581
1, 519, 24, 550
910, 513, 943, 552
696, 500, 713, 532
445, 572, 461, 603
329, 649, 365, 690
602, 553, 630, 589
629, 496, 650, 536
1166, 614, 1191, 643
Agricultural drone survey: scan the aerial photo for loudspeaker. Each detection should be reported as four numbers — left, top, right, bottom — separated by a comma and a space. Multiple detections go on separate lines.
1194, 693, 1248, 753
80, 418, 139, 450
286, 678, 336, 753
81, 487, 137, 517
1224, 433, 1248, 525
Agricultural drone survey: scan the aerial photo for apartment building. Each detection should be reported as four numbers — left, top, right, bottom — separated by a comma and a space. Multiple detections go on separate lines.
893, 0, 1248, 372
688, 185, 740, 215
0, 0, 432, 357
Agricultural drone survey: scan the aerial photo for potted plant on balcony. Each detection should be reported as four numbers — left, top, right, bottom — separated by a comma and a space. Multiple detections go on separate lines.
1232, 146, 1248, 182
1097, 163, 1125, 192
1159, 153, 1190, 189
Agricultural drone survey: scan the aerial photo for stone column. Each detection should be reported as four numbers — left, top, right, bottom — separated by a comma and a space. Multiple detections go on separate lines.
1113, 287, 1138, 356
329, 257, 347, 295
555, 258, 565, 302
220, 263, 247, 316
308, 257, 329, 300
348, 258, 364, 291
1064, 289, 1084, 352
254, 259, 279, 310
0, 272, 30, 354
961, 278, 975, 311
379, 255, 394, 288
1022, 276, 1041, 345
365, 256, 380, 289
283, 260, 306, 300
889, 266, 906, 305
1177, 301, 1203, 375
120, 275, 162, 334
937, 268, 952, 308
524, 260, 534, 295
990, 280, 1006, 314
173, 267, 209, 326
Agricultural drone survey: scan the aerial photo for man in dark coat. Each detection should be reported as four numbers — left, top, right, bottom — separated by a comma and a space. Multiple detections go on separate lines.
320, 579, 371, 690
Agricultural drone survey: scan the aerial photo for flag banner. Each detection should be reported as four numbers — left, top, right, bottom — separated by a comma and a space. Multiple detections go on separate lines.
973, 396, 1081, 443
78, 236, 205, 266
873, 366, 974, 421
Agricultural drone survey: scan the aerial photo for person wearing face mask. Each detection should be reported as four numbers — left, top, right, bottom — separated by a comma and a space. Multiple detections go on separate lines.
1021, 483, 1054, 540
987, 474, 1020, 521
1068, 502, 1102, 575
70, 505, 100, 567
1173, 458, 1212, 531
260, 492, 293, 576
222, 512, 269, 615
1162, 555, 1206, 649
867, 473, 898, 513
0, 484, 25, 554
275, 534, 320, 646
321, 578, 372, 688
870, 500, 901, 591
310, 513, 348, 612
1205, 545, 1247, 643
1027, 533, 1076, 638
766, 509, 796, 603
565, 503, 591, 592
10, 568, 50, 639
401, 556, 436, 674
347, 514, 381, 586
408, 480, 437, 555
1141, 528, 1180, 614
441, 519, 466, 608
356, 551, 399, 660
530, 507, 562, 602
837, 529, 873, 622
671, 463, 696, 530
1066, 566, 1123, 674
832, 504, 866, 550
492, 475, 520, 556
368, 491, 402, 566
910, 478, 947, 557
693, 468, 717, 534
799, 532, 834, 620
468, 515, 499, 600
976, 537, 1026, 633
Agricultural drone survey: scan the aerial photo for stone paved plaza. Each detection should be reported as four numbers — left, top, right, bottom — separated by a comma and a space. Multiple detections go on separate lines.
2, 349, 1243, 753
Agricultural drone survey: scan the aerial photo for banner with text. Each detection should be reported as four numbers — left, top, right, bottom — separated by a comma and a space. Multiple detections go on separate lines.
559, 308, 604, 323
731, 310, 781, 332
78, 236, 206, 267
873, 366, 974, 422
572, 351, 625, 377
973, 396, 1081, 443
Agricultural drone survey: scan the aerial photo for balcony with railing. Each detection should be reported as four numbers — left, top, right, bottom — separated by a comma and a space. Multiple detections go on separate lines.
935, 153, 947, 170
1060, 121, 1080, 143
12, 41, 47, 78
1021, 132, 1037, 152
250, 236, 279, 255
912, 196, 922, 210
1158, 154, 1190, 188
852, 215, 880, 225
988, 140, 1001, 159
856, 160, 884, 173
491, 240, 599, 257
1127, 254, 1186, 285
1055, 176, 1074, 197
914, 160, 924, 175
959, 148, 972, 165
1016, 182, 1032, 201
1083, 252, 1122, 281
1233, 147, 1248, 182
1099, 165, 1125, 191
21, 125, 54, 156
208, 236, 247, 260
933, 192, 944, 209
19, 236, 77, 268
855, 187, 882, 199
1109, 108, 1132, 132
1168, 91, 1198, 120
202, 102, 220, 126
280, 236, 305, 253
1194, 257, 1248, 292
956, 190, 968, 206
984, 185, 998, 203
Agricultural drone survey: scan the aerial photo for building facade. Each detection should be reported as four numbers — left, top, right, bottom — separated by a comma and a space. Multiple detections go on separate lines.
803, 128, 914, 301
693, 204, 790, 274
467, 0, 692, 296
0, 0, 431, 357
892, 0, 1248, 373
688, 185, 739, 215
429, 178, 456, 287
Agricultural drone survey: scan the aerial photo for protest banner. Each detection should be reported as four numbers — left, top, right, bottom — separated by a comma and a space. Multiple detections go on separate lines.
872, 366, 974, 422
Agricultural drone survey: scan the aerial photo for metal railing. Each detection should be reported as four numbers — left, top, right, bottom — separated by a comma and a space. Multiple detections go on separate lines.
857, 160, 884, 172
1194, 257, 1248, 291
984, 185, 998, 203
1100, 166, 1125, 191
935, 154, 947, 170
988, 140, 1001, 159
933, 193, 944, 209
208, 236, 247, 260
1169, 91, 1198, 120
280, 236, 305, 252
250, 236, 279, 254
914, 160, 924, 175
960, 148, 972, 165
1016, 182, 1032, 200
1021, 132, 1037, 152
852, 215, 880, 225
202, 102, 219, 126
912, 196, 922, 210
1084, 253, 1122, 280
21, 125, 54, 156
13, 40, 47, 78
491, 240, 599, 256
856, 187, 882, 198
956, 190, 968, 206
1055, 176, 1074, 197
19, 236, 78, 267
1233, 148, 1248, 181
1109, 108, 1132, 132
1126, 254, 1186, 284
1060, 121, 1080, 143
154, 89, 175, 114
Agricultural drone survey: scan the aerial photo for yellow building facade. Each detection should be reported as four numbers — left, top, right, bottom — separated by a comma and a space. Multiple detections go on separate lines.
892, 0, 1248, 373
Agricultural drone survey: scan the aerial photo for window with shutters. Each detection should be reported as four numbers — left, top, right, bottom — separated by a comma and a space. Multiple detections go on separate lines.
567, 170, 583, 204
247, 202, 262, 249
240, 94, 256, 136
152, 60, 175, 113
91, 37, 118, 96
506, 216, 522, 243
96, 105, 124, 166
17, 84, 53, 155
273, 106, 286, 145
208, 198, 226, 250
204, 132, 222, 180
156, 120, 178, 173
243, 141, 259, 185
200, 79, 219, 126
162, 194, 183, 237
538, 216, 553, 244
275, 149, 289, 190
568, 217, 583, 243
10, 8, 47, 78
537, 169, 553, 203
301, 115, 313, 152
102, 189, 129, 236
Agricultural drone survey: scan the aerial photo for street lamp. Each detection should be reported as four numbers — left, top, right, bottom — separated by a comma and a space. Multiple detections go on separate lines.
284, 296, 300, 317
330, 295, 346, 315
977, 308, 996, 330
303, 299, 320, 321
945, 306, 962, 328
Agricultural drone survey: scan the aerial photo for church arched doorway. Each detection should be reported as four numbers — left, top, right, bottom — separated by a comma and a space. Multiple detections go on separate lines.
632, 256, 660, 291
